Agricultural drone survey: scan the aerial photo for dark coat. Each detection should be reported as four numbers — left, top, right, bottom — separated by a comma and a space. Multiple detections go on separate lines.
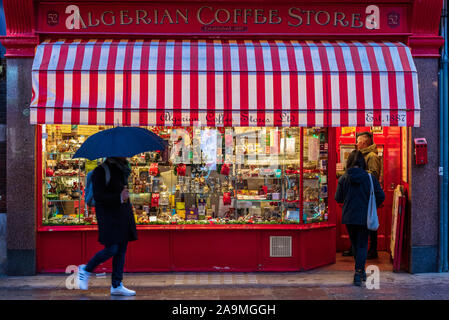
335, 167, 385, 226
92, 161, 138, 246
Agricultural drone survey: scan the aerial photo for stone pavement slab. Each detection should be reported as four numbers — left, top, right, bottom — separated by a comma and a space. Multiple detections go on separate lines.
1, 252, 449, 300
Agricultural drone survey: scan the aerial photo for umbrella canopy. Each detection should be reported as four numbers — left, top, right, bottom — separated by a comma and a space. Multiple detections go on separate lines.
72, 127, 167, 160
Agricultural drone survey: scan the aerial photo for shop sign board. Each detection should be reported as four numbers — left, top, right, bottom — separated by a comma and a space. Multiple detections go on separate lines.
38, 2, 408, 35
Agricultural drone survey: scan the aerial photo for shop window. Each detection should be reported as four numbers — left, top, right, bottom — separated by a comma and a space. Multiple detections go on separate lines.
41, 125, 329, 226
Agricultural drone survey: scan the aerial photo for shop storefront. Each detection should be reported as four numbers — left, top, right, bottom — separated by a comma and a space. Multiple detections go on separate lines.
0, 0, 444, 275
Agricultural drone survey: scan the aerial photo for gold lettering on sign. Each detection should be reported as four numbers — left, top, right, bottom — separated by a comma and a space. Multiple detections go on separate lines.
303, 10, 315, 25
87, 12, 100, 27
136, 10, 151, 24
334, 12, 349, 27
120, 10, 133, 25
160, 9, 174, 24
59, 6, 383, 30
101, 11, 116, 26
80, 15, 87, 28
269, 10, 282, 24
351, 13, 364, 28
243, 9, 252, 24
175, 9, 188, 24
288, 7, 303, 27
254, 9, 267, 24
233, 9, 242, 24
197, 6, 214, 25
215, 9, 231, 24
315, 10, 330, 26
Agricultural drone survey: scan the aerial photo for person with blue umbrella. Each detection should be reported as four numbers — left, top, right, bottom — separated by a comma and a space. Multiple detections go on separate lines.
74, 127, 166, 296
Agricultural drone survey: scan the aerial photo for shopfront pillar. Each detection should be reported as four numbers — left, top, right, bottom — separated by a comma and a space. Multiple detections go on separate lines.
0, 0, 38, 276
4, 57, 36, 275
407, 0, 443, 273
409, 58, 441, 273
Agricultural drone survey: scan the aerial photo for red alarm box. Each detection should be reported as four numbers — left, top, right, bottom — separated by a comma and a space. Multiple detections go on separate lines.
414, 138, 428, 165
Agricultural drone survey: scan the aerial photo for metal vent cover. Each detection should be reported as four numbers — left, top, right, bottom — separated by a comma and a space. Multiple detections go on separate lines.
270, 236, 292, 257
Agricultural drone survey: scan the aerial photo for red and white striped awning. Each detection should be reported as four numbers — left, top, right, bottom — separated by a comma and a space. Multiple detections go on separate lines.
31, 39, 420, 127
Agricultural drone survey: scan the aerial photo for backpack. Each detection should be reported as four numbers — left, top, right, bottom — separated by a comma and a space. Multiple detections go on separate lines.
85, 162, 111, 207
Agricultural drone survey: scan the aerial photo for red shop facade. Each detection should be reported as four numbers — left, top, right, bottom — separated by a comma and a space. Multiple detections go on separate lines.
0, 0, 444, 275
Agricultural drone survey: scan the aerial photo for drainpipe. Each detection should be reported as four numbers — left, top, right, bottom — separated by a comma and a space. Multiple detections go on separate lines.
438, 0, 448, 273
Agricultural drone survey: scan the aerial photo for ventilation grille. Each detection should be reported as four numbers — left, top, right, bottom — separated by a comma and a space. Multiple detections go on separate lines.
270, 236, 292, 257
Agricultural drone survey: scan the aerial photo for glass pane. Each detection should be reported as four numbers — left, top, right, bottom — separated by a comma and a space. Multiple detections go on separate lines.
302, 127, 328, 224
282, 128, 301, 223
42, 125, 95, 225
41, 125, 329, 226
233, 127, 284, 223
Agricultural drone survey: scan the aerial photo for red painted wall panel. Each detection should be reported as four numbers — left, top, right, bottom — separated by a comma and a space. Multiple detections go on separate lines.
171, 230, 259, 271
37, 227, 336, 273
127, 231, 171, 271
260, 230, 300, 271
84, 231, 113, 272
37, 231, 83, 273
300, 228, 336, 270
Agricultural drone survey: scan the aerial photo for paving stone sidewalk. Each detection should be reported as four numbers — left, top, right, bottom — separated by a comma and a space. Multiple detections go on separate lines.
1, 253, 449, 300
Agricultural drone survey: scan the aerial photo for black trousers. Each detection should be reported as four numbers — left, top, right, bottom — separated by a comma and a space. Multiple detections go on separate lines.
369, 230, 378, 252
85, 241, 128, 288
346, 224, 370, 271
347, 230, 377, 253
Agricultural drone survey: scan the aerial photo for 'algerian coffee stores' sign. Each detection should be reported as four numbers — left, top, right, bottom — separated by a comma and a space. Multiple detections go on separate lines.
38, 2, 408, 35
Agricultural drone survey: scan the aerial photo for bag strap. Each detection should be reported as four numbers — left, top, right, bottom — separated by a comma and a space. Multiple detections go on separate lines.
100, 163, 111, 186
368, 173, 375, 196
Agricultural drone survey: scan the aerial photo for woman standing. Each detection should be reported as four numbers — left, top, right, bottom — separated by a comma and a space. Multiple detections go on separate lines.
335, 150, 385, 286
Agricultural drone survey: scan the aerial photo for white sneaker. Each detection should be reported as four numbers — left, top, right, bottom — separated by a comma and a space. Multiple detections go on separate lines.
77, 264, 91, 290
110, 283, 136, 296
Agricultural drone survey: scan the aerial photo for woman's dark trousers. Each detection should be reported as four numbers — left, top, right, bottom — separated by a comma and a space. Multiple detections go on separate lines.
345, 224, 370, 271
85, 241, 128, 288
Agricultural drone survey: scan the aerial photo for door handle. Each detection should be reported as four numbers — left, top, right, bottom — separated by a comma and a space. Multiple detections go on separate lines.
389, 183, 396, 191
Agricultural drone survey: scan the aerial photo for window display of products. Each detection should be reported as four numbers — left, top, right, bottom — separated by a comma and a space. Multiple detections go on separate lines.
42, 125, 101, 225
302, 128, 329, 223
41, 125, 329, 226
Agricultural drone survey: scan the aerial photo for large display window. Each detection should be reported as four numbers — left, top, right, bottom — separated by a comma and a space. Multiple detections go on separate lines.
41, 125, 329, 226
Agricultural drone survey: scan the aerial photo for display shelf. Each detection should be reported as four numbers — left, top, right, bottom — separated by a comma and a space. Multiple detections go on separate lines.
45, 152, 77, 155
303, 169, 321, 173
45, 175, 83, 178
235, 176, 282, 179
243, 160, 301, 165
236, 198, 282, 202
37, 221, 336, 232
165, 192, 218, 195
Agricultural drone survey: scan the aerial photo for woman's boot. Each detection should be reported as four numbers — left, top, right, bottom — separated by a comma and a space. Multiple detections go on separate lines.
353, 269, 363, 286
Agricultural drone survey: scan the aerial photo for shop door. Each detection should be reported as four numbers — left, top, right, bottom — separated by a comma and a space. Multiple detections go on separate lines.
335, 127, 401, 252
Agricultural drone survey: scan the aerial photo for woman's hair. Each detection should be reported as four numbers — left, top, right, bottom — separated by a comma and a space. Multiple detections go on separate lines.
346, 150, 366, 170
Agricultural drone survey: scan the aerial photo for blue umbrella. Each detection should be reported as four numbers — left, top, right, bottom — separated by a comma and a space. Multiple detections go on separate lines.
72, 127, 167, 160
